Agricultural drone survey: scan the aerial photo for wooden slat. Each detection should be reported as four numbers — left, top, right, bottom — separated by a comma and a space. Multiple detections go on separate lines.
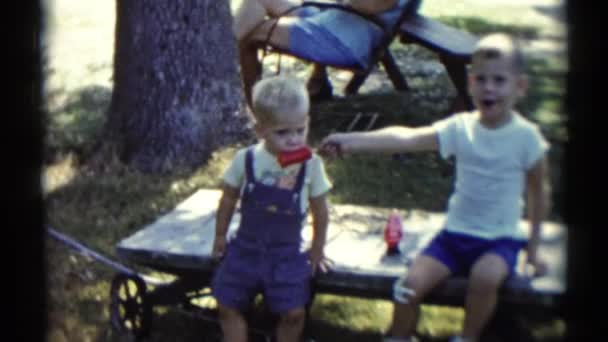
116, 189, 566, 309
399, 15, 478, 58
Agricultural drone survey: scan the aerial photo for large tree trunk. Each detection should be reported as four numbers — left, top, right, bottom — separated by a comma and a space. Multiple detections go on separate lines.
105, 0, 251, 173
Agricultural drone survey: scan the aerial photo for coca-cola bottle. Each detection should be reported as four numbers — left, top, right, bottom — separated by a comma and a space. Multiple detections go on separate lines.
384, 210, 403, 255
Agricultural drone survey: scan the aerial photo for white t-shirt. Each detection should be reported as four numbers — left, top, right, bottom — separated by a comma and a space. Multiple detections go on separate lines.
432, 112, 550, 240
223, 143, 333, 214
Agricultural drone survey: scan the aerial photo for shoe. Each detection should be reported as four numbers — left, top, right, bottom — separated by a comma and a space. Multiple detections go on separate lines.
307, 76, 333, 102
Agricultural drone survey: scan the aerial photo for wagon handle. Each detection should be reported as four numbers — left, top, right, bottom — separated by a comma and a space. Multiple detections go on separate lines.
46, 226, 165, 286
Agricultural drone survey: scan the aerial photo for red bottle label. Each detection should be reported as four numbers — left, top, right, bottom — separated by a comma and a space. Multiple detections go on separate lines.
384, 213, 403, 250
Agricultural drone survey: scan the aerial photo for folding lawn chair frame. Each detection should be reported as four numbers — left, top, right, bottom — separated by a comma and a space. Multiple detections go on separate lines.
256, 0, 421, 96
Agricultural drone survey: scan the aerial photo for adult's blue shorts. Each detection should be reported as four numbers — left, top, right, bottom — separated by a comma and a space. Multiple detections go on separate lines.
286, 0, 416, 69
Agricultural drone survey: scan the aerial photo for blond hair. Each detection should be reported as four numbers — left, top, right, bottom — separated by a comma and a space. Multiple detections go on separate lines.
251, 75, 310, 125
472, 33, 525, 73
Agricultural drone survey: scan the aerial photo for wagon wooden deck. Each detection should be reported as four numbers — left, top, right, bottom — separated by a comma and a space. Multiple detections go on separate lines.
114, 188, 567, 339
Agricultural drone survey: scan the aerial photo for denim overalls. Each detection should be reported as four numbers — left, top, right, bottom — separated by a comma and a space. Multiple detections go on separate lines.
211, 148, 312, 313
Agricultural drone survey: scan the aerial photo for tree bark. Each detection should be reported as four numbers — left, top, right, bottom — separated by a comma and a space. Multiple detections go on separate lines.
105, 0, 252, 173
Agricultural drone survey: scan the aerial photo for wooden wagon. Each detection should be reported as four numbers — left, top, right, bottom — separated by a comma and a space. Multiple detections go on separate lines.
110, 189, 566, 341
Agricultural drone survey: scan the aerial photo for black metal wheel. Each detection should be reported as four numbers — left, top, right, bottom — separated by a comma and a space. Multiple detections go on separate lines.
109, 273, 152, 339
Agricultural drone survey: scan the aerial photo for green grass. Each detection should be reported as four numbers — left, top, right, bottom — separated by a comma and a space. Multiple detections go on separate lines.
44, 0, 567, 341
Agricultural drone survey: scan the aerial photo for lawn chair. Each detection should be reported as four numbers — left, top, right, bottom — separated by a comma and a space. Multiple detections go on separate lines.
256, 0, 422, 96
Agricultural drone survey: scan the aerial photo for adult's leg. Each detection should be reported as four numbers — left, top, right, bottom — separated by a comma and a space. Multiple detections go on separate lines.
232, 0, 268, 41
387, 255, 451, 338
240, 17, 296, 104
239, 1, 342, 103
307, 63, 333, 101
232, 0, 303, 41
247, 20, 335, 102
218, 303, 249, 342
461, 253, 509, 341
276, 307, 306, 342
239, 40, 263, 106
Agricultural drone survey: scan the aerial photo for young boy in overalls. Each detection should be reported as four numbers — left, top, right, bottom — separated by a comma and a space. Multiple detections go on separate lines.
211, 75, 333, 342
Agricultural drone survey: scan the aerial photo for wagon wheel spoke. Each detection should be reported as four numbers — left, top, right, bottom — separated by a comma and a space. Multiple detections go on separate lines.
109, 273, 152, 339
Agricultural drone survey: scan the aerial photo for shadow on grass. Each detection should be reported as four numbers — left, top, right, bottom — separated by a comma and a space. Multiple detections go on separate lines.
107, 305, 452, 342
44, 83, 234, 341
435, 16, 539, 39
306, 319, 388, 342
45, 84, 112, 163
308, 92, 455, 211
308, 318, 463, 342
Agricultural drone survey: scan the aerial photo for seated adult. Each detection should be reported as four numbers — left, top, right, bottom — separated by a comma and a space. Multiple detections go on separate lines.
232, 0, 422, 104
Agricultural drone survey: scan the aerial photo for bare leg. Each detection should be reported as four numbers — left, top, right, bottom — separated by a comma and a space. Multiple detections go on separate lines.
276, 307, 306, 342
461, 253, 509, 341
309, 63, 327, 80
218, 304, 249, 342
237, 1, 331, 102
388, 255, 451, 338
239, 40, 262, 106
240, 18, 293, 104
306, 64, 334, 100
248, 17, 293, 48
232, 0, 268, 41
261, 0, 304, 17
232, 0, 303, 41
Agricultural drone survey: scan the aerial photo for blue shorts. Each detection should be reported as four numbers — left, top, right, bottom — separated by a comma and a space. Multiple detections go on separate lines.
211, 241, 312, 313
285, 0, 418, 68
287, 7, 385, 69
421, 230, 527, 277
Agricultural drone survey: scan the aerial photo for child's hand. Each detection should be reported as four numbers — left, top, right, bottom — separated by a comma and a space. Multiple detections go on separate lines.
525, 258, 548, 278
318, 142, 342, 158
308, 246, 333, 275
212, 236, 227, 260
318, 134, 346, 158
525, 244, 548, 277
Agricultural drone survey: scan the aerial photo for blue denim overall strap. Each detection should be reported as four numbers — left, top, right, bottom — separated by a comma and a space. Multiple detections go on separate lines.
233, 147, 308, 248
211, 148, 312, 312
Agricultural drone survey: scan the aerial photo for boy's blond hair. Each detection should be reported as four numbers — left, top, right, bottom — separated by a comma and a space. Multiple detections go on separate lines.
251, 75, 310, 125
472, 33, 525, 73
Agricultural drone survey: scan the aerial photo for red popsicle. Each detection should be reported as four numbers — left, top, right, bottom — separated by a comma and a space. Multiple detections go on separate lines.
278, 146, 312, 167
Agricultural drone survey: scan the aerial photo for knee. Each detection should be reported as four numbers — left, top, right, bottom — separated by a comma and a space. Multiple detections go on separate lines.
218, 304, 243, 323
402, 274, 435, 304
392, 277, 422, 306
468, 255, 509, 296
468, 273, 503, 296
280, 308, 306, 326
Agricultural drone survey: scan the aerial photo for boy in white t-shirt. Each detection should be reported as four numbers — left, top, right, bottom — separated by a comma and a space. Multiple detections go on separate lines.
211, 75, 332, 342
319, 33, 550, 342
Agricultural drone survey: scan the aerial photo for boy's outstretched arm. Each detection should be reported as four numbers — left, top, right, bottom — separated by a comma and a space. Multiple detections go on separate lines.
212, 183, 240, 259
320, 125, 439, 156
308, 193, 331, 275
525, 156, 550, 276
